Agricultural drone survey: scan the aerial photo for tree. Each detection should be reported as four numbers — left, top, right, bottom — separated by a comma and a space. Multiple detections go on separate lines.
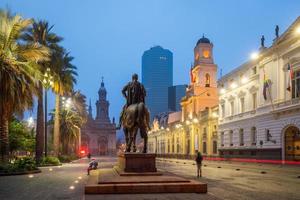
0, 10, 49, 162
22, 20, 62, 162
52, 51, 77, 156
9, 118, 35, 155
59, 91, 87, 155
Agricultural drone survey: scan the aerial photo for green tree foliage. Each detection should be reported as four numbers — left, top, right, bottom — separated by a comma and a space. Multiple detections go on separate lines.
9, 118, 35, 154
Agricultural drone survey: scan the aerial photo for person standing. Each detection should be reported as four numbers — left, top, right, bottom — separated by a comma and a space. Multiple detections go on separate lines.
195, 151, 203, 178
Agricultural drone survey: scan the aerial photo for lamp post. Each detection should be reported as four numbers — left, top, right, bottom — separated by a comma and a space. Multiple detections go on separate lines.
43, 68, 53, 157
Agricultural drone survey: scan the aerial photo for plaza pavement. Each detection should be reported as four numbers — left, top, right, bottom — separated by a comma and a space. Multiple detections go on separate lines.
0, 156, 299, 200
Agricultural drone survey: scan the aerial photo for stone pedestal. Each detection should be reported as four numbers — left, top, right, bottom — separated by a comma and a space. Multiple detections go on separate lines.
85, 153, 208, 194
118, 153, 156, 173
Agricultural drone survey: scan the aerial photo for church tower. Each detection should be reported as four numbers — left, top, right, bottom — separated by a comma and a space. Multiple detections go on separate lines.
181, 35, 218, 121
88, 99, 93, 119
96, 78, 110, 122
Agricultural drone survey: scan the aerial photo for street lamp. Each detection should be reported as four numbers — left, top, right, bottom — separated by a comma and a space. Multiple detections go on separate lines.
42, 68, 53, 157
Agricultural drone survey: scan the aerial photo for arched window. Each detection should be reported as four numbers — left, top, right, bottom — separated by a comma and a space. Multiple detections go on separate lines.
239, 129, 244, 146
251, 127, 257, 145
205, 73, 210, 87
229, 130, 233, 146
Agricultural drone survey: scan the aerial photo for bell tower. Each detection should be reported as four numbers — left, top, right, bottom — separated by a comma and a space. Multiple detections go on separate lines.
182, 35, 218, 121
96, 77, 110, 122
190, 35, 217, 88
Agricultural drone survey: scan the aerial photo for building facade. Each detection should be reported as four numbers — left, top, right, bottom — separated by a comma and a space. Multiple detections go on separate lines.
81, 79, 116, 155
168, 85, 187, 112
218, 18, 300, 161
148, 36, 219, 158
142, 46, 173, 121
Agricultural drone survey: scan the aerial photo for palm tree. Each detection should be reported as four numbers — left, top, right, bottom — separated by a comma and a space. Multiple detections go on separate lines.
52, 50, 77, 156
60, 91, 87, 155
23, 20, 62, 162
0, 10, 49, 162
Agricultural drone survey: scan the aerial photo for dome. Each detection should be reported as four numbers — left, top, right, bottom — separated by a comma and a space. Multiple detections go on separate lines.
196, 35, 211, 45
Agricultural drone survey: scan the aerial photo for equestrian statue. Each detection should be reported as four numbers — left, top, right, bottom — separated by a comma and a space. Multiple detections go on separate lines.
117, 74, 150, 153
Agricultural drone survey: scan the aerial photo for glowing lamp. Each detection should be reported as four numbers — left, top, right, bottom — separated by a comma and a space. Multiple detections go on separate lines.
230, 82, 237, 89
193, 118, 199, 123
80, 150, 85, 154
241, 77, 248, 84
296, 26, 300, 34
250, 52, 259, 60
220, 88, 226, 94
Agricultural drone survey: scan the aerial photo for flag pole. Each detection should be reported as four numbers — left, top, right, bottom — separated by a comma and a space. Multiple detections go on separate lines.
263, 67, 275, 111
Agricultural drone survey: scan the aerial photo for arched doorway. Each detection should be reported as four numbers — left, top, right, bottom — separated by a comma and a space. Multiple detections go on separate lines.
98, 137, 108, 155
284, 126, 300, 161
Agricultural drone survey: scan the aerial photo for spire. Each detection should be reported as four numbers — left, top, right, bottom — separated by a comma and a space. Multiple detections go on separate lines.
88, 98, 93, 118
101, 76, 104, 87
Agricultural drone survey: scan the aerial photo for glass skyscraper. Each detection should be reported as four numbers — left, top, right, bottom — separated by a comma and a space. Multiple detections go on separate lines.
168, 85, 187, 112
142, 46, 173, 121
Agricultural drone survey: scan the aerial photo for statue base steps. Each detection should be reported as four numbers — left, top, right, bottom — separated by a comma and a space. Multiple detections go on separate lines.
85, 153, 207, 194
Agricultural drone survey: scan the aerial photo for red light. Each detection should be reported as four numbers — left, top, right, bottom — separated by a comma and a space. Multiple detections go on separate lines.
80, 150, 85, 154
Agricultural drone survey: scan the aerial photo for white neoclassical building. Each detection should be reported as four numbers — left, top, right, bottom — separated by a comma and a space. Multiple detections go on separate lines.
218, 17, 300, 161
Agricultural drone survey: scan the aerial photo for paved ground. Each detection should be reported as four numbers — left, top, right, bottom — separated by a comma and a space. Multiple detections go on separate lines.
0, 157, 96, 200
1, 156, 300, 200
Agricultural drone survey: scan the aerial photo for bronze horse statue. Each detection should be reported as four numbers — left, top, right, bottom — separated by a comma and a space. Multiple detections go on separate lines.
122, 102, 150, 153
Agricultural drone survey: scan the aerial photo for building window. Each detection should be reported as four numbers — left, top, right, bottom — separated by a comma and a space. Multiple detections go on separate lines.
172, 137, 175, 153
252, 66, 257, 75
239, 129, 244, 146
176, 137, 180, 154
186, 139, 190, 155
252, 93, 257, 110
230, 101, 234, 116
221, 132, 224, 146
221, 104, 225, 118
203, 50, 210, 58
251, 127, 257, 145
203, 142, 207, 154
292, 70, 300, 99
213, 141, 217, 154
205, 73, 211, 87
240, 97, 245, 113
229, 130, 233, 146
203, 127, 207, 139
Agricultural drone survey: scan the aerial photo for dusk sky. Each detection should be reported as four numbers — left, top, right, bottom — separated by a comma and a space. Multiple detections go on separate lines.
1, 0, 300, 121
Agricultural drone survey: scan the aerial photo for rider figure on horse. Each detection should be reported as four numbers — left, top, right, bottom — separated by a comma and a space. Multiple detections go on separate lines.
117, 73, 146, 129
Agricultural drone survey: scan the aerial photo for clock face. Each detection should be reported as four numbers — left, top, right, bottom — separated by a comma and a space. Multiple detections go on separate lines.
203, 50, 210, 58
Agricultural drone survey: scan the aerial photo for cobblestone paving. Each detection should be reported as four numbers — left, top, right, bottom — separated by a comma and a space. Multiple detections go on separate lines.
1, 157, 300, 200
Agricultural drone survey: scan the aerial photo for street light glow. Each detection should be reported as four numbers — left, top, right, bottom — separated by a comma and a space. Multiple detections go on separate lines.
230, 82, 237, 89
69, 186, 75, 190
251, 52, 259, 60
296, 26, 300, 34
220, 88, 226, 94
241, 77, 248, 84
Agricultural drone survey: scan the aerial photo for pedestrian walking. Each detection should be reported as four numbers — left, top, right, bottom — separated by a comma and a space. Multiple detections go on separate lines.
195, 151, 203, 178
87, 153, 91, 161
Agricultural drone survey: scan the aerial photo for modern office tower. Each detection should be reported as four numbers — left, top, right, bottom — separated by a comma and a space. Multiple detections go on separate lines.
168, 85, 187, 112
142, 46, 173, 120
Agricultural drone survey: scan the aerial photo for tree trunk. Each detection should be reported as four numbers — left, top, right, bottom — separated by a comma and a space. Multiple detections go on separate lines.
35, 84, 44, 163
53, 94, 60, 156
0, 110, 9, 163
